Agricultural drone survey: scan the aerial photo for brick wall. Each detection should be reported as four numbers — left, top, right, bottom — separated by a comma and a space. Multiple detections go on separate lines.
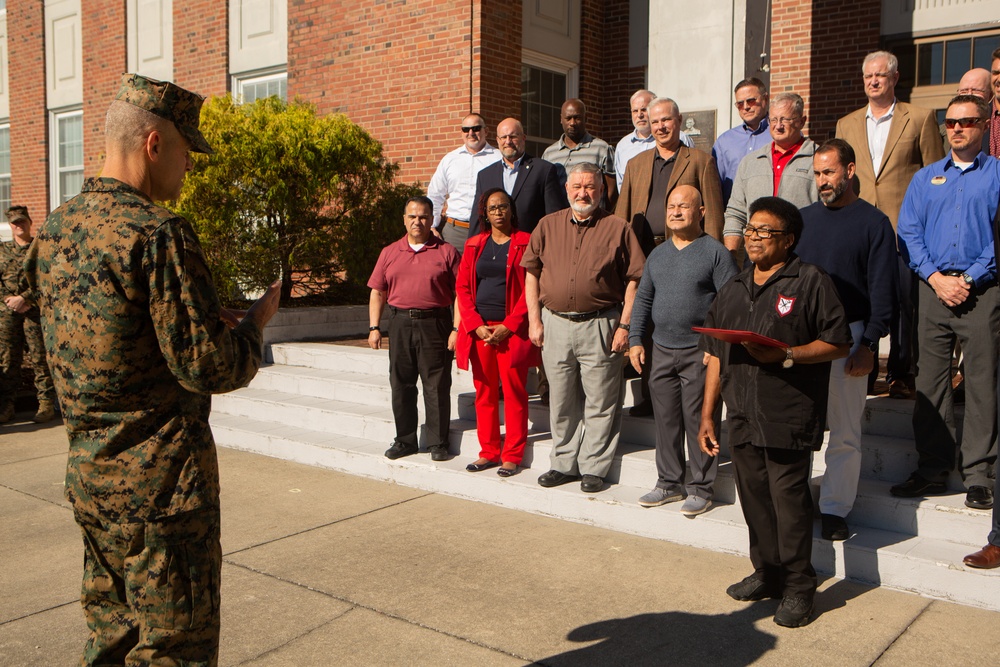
769, 0, 880, 142
601, 0, 645, 145
82, 1, 127, 178
7, 3, 48, 220
289, 0, 482, 186
174, 0, 229, 97
476, 0, 521, 137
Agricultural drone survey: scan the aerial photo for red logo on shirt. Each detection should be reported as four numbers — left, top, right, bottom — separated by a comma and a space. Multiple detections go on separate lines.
776, 294, 795, 317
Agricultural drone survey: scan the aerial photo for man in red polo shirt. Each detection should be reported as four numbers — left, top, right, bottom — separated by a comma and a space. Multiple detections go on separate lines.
722, 92, 819, 255
368, 196, 461, 461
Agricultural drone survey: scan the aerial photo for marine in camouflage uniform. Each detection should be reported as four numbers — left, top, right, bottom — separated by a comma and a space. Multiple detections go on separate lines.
24, 74, 281, 666
0, 206, 56, 423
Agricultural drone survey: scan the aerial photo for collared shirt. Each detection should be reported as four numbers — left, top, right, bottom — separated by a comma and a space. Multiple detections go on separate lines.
542, 133, 615, 185
427, 143, 501, 227
614, 130, 695, 190
866, 101, 896, 175
712, 117, 771, 205
700, 255, 851, 451
0, 237, 32, 302
771, 139, 805, 196
521, 208, 645, 313
898, 152, 1000, 286
501, 155, 525, 195
367, 235, 460, 309
645, 152, 677, 236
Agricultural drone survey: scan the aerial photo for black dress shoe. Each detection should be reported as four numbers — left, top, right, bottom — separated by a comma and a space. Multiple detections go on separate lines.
537, 470, 578, 487
430, 446, 450, 462
965, 485, 994, 509
629, 400, 654, 417
385, 442, 418, 460
890, 472, 947, 498
726, 575, 780, 602
580, 474, 604, 493
821, 513, 849, 541
466, 460, 499, 472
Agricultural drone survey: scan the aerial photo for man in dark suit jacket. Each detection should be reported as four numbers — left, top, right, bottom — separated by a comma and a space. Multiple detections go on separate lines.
468, 118, 565, 237
615, 97, 725, 255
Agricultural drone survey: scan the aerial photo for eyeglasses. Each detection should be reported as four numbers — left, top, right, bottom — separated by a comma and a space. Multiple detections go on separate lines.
768, 116, 801, 126
497, 134, 522, 142
487, 203, 510, 213
944, 117, 984, 129
957, 88, 989, 97
743, 225, 787, 239
461, 125, 483, 133
735, 97, 760, 109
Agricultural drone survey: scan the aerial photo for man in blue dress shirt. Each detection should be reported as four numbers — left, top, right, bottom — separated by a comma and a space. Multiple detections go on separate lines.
712, 78, 771, 207
894, 95, 1000, 511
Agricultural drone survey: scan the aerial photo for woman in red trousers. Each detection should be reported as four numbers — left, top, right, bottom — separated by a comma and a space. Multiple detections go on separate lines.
455, 188, 540, 476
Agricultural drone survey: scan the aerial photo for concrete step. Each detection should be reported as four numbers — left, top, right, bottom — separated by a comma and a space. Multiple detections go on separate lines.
210, 412, 1000, 612
213, 385, 990, 545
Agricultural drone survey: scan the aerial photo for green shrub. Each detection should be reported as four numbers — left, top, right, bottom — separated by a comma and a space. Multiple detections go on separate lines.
175, 95, 419, 306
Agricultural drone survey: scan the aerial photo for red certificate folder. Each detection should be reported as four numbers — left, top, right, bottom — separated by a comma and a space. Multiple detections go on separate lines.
692, 327, 787, 348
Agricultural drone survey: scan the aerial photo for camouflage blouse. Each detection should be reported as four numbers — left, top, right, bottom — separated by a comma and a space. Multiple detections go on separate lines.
24, 177, 263, 522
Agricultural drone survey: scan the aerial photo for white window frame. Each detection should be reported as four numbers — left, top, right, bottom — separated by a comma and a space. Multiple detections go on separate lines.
521, 50, 579, 153
232, 67, 287, 104
49, 107, 83, 210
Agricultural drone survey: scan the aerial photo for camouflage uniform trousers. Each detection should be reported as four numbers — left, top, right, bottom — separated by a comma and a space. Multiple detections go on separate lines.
75, 507, 222, 667
0, 307, 56, 405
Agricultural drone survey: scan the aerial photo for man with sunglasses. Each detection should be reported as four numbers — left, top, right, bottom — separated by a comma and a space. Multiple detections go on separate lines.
836, 50, 944, 400
427, 114, 501, 254
894, 95, 1000, 512
712, 78, 772, 207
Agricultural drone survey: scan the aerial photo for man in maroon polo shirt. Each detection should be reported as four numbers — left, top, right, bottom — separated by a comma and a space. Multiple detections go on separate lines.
368, 196, 461, 461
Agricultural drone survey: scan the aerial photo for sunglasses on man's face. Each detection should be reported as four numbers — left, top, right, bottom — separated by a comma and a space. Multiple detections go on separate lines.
461, 125, 484, 133
944, 117, 983, 129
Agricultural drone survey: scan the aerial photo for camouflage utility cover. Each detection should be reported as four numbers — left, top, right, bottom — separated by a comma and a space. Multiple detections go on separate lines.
25, 177, 262, 521
116, 73, 214, 154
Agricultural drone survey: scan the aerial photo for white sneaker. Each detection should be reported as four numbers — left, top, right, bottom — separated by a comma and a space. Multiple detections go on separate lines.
680, 495, 712, 516
638, 486, 683, 507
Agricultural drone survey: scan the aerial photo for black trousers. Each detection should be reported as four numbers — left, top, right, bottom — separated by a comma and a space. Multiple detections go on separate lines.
388, 309, 453, 449
731, 443, 816, 599
887, 254, 916, 383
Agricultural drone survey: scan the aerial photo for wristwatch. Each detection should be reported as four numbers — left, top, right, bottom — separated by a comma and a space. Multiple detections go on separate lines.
618, 323, 631, 332
859, 337, 878, 353
961, 272, 975, 286
782, 347, 795, 369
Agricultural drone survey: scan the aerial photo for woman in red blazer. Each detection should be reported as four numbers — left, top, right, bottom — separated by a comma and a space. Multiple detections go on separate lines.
455, 188, 540, 476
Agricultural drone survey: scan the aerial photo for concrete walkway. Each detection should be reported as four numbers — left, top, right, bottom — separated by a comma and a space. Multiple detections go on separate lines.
2, 417, 998, 666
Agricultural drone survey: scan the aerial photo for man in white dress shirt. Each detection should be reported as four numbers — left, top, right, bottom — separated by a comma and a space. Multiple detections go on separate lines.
427, 113, 502, 253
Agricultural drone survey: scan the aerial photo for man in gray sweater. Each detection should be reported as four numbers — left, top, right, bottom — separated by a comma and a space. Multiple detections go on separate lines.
628, 185, 738, 515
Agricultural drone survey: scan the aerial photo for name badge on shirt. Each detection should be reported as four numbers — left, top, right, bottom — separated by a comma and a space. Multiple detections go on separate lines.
931, 176, 947, 185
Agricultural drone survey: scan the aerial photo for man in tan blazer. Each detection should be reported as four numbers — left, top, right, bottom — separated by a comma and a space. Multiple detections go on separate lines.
836, 50, 944, 399
616, 97, 724, 256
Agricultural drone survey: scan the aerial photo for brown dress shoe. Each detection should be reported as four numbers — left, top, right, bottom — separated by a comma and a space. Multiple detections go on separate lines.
963, 544, 1000, 569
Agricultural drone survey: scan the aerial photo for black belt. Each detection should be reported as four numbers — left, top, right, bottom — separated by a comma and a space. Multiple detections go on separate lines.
389, 306, 450, 319
547, 304, 618, 322
940, 270, 966, 277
